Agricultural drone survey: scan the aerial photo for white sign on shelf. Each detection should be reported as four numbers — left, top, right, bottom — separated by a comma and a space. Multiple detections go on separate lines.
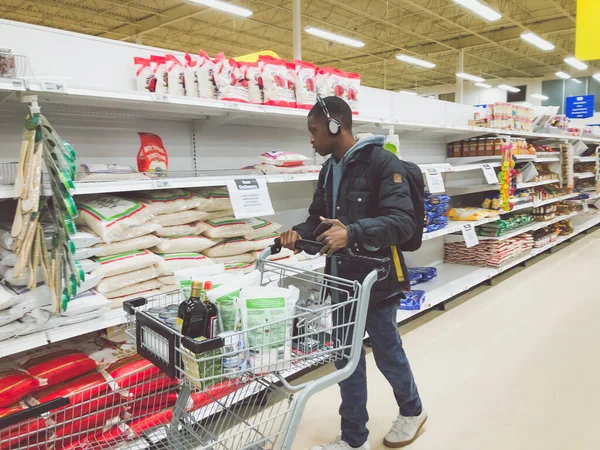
583, 200, 589, 213
152, 179, 170, 189
283, 174, 297, 182
424, 168, 445, 193
152, 93, 171, 102
41, 81, 67, 93
481, 164, 498, 184
462, 224, 479, 248
226, 178, 274, 219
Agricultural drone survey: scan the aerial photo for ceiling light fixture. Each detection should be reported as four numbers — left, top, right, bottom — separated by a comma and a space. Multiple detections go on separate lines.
593, 73, 600, 82
474, 82, 492, 88
304, 27, 365, 48
570, 78, 583, 84
395, 54, 436, 68
456, 72, 485, 82
188, 0, 252, 17
564, 57, 588, 70
452, 0, 502, 21
530, 94, 549, 100
555, 71, 571, 79
398, 90, 418, 96
498, 84, 520, 93
520, 32, 555, 51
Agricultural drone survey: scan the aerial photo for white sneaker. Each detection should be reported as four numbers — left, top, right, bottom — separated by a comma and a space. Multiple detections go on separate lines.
310, 436, 371, 450
383, 410, 427, 448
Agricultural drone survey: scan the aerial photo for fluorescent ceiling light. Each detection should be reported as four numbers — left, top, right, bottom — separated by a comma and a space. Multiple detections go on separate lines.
593, 73, 600, 82
398, 90, 418, 96
498, 84, 520, 93
520, 32, 554, 51
475, 82, 492, 88
570, 78, 583, 84
452, 0, 501, 21
189, 0, 252, 17
530, 94, 549, 100
305, 27, 365, 48
396, 54, 436, 68
456, 72, 485, 82
555, 71, 571, 79
564, 57, 588, 70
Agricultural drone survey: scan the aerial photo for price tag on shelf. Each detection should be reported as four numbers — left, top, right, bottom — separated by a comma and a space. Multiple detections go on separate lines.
583, 200, 590, 213
152, 93, 171, 102
152, 179, 170, 189
424, 168, 445, 193
462, 224, 479, 248
226, 178, 274, 219
283, 174, 297, 182
481, 164, 498, 184
41, 81, 67, 93
11, 80, 24, 89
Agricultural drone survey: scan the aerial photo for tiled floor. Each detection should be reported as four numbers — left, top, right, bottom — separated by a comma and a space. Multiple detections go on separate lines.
292, 229, 600, 450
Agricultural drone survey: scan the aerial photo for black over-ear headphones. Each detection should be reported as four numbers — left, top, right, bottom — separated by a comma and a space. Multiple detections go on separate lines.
316, 96, 341, 136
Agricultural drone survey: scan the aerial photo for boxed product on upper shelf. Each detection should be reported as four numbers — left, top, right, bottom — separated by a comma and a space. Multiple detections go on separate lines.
468, 103, 534, 132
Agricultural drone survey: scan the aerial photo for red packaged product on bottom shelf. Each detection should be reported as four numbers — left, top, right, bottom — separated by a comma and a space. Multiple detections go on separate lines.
128, 408, 173, 437
125, 373, 179, 399
0, 369, 40, 407
102, 354, 160, 390
0, 403, 47, 450
185, 379, 241, 411
21, 350, 97, 388
125, 391, 178, 417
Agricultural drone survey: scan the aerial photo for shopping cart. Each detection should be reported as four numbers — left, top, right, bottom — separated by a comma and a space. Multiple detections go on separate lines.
0, 238, 389, 450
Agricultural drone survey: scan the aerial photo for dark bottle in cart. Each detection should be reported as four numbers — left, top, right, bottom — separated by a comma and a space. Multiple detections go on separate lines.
177, 281, 208, 338
203, 281, 218, 338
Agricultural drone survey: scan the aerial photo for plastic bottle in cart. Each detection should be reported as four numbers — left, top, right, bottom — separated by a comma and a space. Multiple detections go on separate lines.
203, 281, 218, 338
177, 281, 208, 338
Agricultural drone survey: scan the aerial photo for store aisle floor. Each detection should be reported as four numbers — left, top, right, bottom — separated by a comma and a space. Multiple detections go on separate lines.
293, 229, 600, 450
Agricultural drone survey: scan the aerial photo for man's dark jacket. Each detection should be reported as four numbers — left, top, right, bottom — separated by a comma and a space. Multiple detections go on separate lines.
293, 136, 416, 309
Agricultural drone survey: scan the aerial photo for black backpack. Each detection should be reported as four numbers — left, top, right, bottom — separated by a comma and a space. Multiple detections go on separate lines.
367, 146, 425, 252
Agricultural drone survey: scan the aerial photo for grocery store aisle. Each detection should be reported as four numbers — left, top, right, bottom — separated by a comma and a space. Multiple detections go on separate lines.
294, 228, 600, 450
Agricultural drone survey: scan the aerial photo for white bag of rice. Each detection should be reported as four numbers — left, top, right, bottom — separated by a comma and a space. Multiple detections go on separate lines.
239, 285, 299, 373
207, 271, 260, 332
202, 238, 254, 258
74, 247, 100, 260
243, 218, 282, 240
108, 290, 161, 308
203, 217, 253, 239
0, 246, 18, 266
154, 221, 209, 237
224, 262, 257, 274
193, 187, 232, 211
71, 231, 101, 249
127, 189, 201, 215
62, 290, 110, 317
96, 265, 160, 294
152, 210, 211, 227
157, 253, 214, 275
210, 253, 256, 265
152, 236, 217, 254
79, 223, 161, 244
248, 232, 279, 251
93, 235, 161, 257
158, 275, 176, 285
104, 278, 163, 299
78, 258, 100, 273
91, 250, 161, 279
257, 151, 309, 166
0, 264, 44, 287
205, 209, 235, 220
76, 196, 154, 243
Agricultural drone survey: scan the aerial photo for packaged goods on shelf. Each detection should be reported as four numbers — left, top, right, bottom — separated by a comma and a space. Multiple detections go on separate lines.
80, 223, 161, 244
103, 278, 162, 299
249, 232, 279, 251
150, 55, 168, 94
91, 249, 161, 279
0, 367, 40, 407
315, 66, 360, 114
203, 238, 254, 258
155, 220, 208, 237
78, 258, 98, 273
96, 265, 160, 294
152, 209, 210, 227
253, 163, 322, 174
165, 54, 185, 97
424, 193, 450, 232
157, 252, 214, 275
60, 290, 110, 317
134, 56, 153, 92
531, 205, 557, 221
76, 164, 148, 182
408, 267, 437, 286
258, 151, 310, 167
0, 402, 49, 450
152, 235, 217, 254
401, 290, 425, 310
483, 103, 534, 132
225, 262, 257, 274
214, 54, 249, 103
93, 234, 161, 257
196, 50, 217, 99
259, 56, 296, 108
243, 217, 282, 240
0, 47, 16, 78
477, 214, 533, 236
211, 252, 256, 265
444, 236, 533, 268
137, 132, 168, 174
127, 189, 202, 215
183, 53, 199, 97
20, 348, 97, 387
244, 61, 264, 104
252, 247, 296, 264
194, 187, 232, 211
448, 207, 500, 222
203, 217, 254, 239
294, 60, 317, 109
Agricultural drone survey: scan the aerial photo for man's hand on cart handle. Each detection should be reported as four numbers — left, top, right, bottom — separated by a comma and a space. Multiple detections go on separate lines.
280, 230, 302, 253
316, 217, 348, 258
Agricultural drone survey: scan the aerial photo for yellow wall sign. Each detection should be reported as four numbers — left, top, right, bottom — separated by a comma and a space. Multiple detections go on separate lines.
234, 51, 280, 62
576, 0, 600, 61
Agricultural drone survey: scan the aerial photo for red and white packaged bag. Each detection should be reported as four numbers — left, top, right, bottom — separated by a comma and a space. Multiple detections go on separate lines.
0, 368, 40, 407
183, 53, 199, 97
165, 54, 185, 97
316, 67, 360, 114
345, 71, 360, 114
0, 402, 48, 450
294, 60, 317, 109
196, 50, 217, 99
20, 349, 97, 387
133, 57, 154, 92
315, 67, 329, 98
214, 53, 249, 103
150, 55, 168, 94
137, 132, 168, 173
243, 61, 264, 104
260, 56, 296, 108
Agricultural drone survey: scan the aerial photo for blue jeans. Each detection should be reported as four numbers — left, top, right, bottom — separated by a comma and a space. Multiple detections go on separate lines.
334, 296, 422, 448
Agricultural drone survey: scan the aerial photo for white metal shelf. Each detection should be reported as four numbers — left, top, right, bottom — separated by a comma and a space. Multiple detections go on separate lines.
574, 172, 595, 180
422, 216, 500, 241
574, 156, 597, 162
445, 178, 559, 196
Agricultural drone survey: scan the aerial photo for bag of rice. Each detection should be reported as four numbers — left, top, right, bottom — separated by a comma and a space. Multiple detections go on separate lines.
61, 290, 110, 317
166, 54, 185, 97
0, 285, 52, 327
239, 285, 299, 373
196, 50, 217, 99
91, 249, 161, 279
154, 220, 209, 237
243, 217, 281, 240
76, 196, 154, 243
20, 349, 97, 387
157, 253, 214, 275
158, 275, 176, 285
209, 253, 256, 265
248, 232, 279, 251
152, 236, 217, 253
78, 258, 100, 273
0, 264, 44, 287
194, 187, 232, 211
127, 189, 201, 215
93, 234, 161, 257
152, 209, 211, 227
203, 238, 254, 258
203, 217, 253, 239
79, 222, 161, 244
225, 262, 257, 274
74, 247, 99, 260
257, 151, 309, 167
96, 265, 160, 294
104, 278, 162, 299
71, 230, 101, 249
184, 53, 199, 97
207, 271, 260, 332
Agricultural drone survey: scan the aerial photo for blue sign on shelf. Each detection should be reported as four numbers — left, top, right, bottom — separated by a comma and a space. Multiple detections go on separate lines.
565, 94, 595, 118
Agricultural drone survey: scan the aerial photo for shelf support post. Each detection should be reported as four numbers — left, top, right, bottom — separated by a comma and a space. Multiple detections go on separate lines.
293, 0, 302, 60
456, 49, 464, 104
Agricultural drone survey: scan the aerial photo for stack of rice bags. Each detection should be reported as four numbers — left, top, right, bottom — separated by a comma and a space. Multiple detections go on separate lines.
252, 151, 321, 175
